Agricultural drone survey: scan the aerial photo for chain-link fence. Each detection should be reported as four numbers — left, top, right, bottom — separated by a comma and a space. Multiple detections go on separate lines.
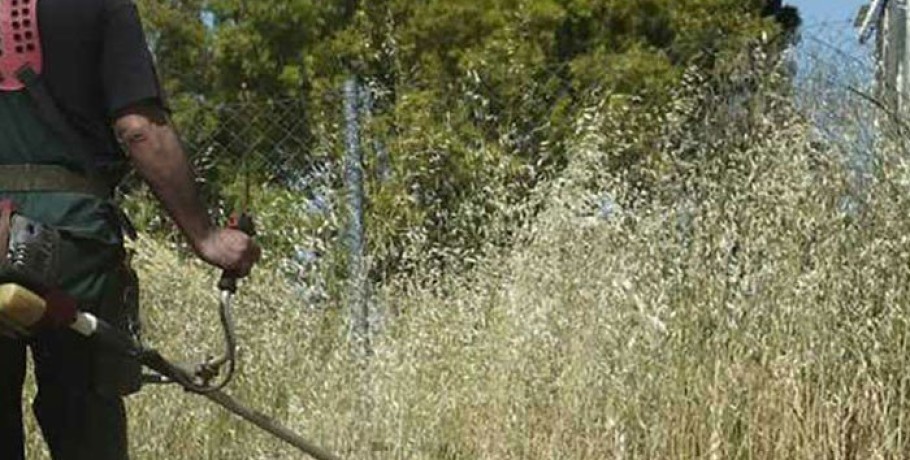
146, 72, 523, 350
129, 30, 861, 351
137, 61, 616, 351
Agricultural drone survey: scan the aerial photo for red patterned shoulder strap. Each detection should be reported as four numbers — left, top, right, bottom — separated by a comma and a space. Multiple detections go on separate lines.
0, 0, 41, 91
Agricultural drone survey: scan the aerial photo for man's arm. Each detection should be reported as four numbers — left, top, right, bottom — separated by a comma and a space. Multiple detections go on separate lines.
114, 106, 260, 276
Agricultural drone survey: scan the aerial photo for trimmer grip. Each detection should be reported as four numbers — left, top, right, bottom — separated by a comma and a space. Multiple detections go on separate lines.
218, 212, 256, 293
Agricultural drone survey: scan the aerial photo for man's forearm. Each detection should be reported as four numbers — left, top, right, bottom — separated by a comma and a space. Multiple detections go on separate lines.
115, 109, 213, 249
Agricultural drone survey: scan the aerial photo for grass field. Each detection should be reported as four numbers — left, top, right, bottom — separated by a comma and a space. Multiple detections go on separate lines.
23, 81, 910, 459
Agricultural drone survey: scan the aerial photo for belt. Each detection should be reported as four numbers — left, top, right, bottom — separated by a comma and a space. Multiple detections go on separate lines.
0, 164, 111, 199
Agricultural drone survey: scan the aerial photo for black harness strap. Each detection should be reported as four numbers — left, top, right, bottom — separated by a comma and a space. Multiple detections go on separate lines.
15, 65, 100, 175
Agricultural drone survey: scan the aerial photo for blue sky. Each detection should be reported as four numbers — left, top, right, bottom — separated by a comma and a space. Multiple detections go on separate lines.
788, 1, 875, 177
788, 0, 874, 68
788, 0, 866, 24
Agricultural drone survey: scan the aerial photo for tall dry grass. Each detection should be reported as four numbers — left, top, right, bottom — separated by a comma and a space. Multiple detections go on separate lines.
24, 67, 910, 459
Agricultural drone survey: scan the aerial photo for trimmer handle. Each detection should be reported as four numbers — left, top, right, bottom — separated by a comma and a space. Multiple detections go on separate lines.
218, 212, 256, 294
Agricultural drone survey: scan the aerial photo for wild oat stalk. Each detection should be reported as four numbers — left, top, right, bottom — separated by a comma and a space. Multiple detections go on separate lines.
22, 58, 910, 459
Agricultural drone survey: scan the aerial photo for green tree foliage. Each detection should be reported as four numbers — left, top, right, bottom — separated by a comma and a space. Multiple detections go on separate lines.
133, 0, 796, 273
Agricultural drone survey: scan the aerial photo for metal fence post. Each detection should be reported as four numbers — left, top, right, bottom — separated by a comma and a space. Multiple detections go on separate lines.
891, 0, 908, 111
902, 0, 910, 112
872, 0, 909, 112
359, 82, 392, 182
344, 77, 369, 355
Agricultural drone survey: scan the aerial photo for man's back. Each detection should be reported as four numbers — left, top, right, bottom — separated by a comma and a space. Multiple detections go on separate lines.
0, 0, 163, 170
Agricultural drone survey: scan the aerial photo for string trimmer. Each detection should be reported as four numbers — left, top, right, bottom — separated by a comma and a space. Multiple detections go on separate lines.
0, 209, 340, 460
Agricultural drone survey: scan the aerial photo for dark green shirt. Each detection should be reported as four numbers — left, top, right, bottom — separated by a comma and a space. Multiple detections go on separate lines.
0, 93, 119, 297
0, 90, 121, 248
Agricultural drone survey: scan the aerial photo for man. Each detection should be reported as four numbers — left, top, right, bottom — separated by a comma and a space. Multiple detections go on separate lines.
0, 0, 260, 459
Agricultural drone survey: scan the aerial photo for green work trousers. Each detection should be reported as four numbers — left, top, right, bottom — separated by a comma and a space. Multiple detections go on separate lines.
0, 192, 139, 460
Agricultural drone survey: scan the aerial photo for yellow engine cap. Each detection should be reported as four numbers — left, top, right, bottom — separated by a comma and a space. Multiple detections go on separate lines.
0, 283, 47, 328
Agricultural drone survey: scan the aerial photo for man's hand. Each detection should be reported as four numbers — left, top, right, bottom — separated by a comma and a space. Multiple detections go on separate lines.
195, 228, 261, 277
115, 105, 261, 277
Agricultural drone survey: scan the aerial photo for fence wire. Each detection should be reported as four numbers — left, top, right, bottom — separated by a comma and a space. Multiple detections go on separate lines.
144, 27, 890, 314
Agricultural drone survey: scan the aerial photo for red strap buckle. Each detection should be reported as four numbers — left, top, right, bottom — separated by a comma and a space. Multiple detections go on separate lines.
0, 199, 16, 215
0, 199, 16, 262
